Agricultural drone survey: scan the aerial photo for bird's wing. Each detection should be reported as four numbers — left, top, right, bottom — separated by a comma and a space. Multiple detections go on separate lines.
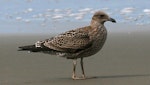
43, 29, 92, 52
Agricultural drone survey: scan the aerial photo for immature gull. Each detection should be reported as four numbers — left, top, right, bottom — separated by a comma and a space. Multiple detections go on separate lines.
18, 11, 116, 80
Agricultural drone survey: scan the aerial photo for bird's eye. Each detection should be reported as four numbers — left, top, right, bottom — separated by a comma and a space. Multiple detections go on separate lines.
99, 15, 105, 17
95, 14, 105, 18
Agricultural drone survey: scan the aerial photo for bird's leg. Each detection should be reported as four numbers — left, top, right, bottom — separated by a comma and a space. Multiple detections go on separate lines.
80, 57, 86, 79
72, 59, 77, 79
72, 58, 86, 80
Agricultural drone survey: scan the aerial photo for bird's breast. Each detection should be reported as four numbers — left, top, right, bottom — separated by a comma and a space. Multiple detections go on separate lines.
91, 26, 107, 51
77, 26, 107, 58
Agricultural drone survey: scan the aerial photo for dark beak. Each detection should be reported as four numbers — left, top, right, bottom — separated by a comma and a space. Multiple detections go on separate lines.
109, 18, 116, 23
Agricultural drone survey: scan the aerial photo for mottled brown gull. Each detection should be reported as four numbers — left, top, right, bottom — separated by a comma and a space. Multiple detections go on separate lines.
18, 11, 116, 80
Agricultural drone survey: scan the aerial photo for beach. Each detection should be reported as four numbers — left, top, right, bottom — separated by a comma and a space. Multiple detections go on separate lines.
0, 24, 150, 85
1, 0, 150, 84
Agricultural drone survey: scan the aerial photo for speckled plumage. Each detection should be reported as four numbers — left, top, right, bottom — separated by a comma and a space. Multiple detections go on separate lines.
19, 11, 116, 79
44, 29, 91, 53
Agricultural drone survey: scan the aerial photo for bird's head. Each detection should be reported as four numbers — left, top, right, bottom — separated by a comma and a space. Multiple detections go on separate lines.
91, 11, 116, 25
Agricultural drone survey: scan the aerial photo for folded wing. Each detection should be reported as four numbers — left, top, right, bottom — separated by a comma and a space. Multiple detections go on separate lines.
44, 30, 92, 53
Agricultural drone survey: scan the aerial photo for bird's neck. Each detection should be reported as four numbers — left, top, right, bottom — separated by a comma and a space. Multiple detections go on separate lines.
90, 20, 104, 29
89, 20, 105, 39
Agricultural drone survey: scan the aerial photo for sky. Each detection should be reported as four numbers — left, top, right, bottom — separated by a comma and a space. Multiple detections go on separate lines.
0, 0, 150, 34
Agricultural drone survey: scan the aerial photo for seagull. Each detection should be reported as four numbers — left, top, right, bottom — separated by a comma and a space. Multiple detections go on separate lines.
18, 11, 116, 80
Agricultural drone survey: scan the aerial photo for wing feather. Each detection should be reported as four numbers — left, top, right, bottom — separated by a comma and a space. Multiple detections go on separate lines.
43, 29, 92, 52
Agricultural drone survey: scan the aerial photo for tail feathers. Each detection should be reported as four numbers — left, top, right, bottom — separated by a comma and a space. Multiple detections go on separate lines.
18, 45, 50, 52
19, 45, 37, 52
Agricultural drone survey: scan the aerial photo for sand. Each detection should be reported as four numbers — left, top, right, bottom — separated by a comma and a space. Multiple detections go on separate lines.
0, 24, 150, 85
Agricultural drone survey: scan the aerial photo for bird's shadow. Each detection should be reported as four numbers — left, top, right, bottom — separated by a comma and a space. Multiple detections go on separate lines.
57, 74, 150, 80
23, 74, 150, 84
86, 74, 150, 80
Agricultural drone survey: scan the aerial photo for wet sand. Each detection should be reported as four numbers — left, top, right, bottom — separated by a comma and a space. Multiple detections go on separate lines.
0, 25, 150, 85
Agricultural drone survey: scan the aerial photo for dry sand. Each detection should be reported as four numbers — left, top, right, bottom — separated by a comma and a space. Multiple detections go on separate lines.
0, 25, 150, 85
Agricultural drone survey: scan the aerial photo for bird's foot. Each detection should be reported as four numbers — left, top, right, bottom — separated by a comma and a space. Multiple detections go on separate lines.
72, 75, 86, 80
